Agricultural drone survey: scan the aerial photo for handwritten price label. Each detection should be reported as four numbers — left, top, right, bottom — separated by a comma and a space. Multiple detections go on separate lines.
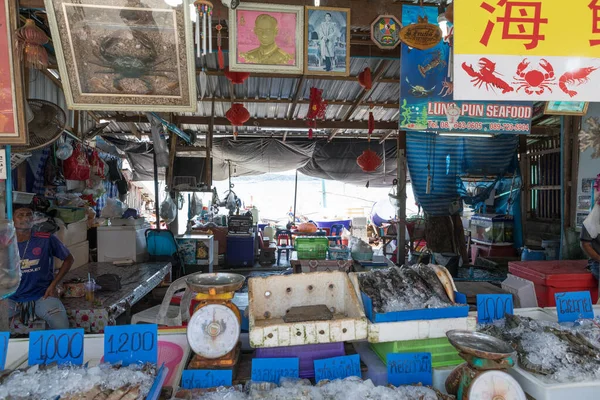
387, 352, 432, 387
251, 358, 299, 384
477, 294, 514, 324
181, 369, 233, 389
0, 332, 9, 370
29, 329, 84, 366
314, 354, 361, 383
104, 324, 157, 366
555, 291, 594, 323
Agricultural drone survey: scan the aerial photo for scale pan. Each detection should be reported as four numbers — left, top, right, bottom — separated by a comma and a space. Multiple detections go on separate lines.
186, 272, 245, 294
446, 330, 515, 360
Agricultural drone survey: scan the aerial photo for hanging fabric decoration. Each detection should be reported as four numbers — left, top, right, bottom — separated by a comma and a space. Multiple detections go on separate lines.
216, 22, 225, 70
368, 105, 375, 136
226, 103, 250, 137
306, 87, 327, 139
15, 19, 49, 69
194, 1, 213, 58
224, 67, 250, 84
358, 67, 372, 90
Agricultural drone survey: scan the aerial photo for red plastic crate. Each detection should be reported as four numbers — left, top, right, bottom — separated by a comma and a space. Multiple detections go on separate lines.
508, 260, 598, 307
254, 342, 345, 379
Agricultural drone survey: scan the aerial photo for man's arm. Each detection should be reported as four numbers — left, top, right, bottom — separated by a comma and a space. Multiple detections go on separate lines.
44, 254, 74, 299
581, 241, 600, 262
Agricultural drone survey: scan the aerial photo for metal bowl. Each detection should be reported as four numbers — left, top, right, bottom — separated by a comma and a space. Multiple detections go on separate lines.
446, 330, 515, 360
186, 273, 245, 294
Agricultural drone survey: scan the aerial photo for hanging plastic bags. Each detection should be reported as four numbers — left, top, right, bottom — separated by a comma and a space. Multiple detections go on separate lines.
191, 193, 203, 216
90, 150, 106, 179
0, 221, 21, 299
100, 198, 127, 219
159, 193, 177, 224
63, 143, 90, 181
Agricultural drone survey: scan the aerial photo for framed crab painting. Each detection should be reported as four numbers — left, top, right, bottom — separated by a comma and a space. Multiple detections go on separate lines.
44, 0, 196, 112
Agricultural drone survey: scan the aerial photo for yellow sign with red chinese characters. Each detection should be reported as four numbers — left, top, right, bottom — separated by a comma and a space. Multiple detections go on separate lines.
454, 0, 600, 102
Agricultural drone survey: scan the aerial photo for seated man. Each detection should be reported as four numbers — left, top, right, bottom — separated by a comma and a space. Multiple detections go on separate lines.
8, 204, 74, 329
581, 201, 600, 280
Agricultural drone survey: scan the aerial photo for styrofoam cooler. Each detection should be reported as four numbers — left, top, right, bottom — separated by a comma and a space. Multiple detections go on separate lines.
501, 274, 538, 308
255, 342, 345, 378
97, 225, 148, 262
55, 240, 89, 271
56, 219, 88, 247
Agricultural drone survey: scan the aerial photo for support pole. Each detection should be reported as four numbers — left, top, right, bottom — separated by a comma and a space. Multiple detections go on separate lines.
153, 150, 160, 229
396, 133, 407, 265
293, 170, 298, 223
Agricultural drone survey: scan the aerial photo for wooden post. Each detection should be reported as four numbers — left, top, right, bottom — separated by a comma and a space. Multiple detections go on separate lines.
205, 98, 214, 188
396, 132, 407, 265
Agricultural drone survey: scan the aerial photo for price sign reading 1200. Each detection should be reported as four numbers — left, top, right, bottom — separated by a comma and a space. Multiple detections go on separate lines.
104, 324, 157, 366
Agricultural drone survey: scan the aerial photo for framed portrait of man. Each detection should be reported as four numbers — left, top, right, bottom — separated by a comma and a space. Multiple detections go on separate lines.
229, 3, 304, 74
304, 6, 351, 76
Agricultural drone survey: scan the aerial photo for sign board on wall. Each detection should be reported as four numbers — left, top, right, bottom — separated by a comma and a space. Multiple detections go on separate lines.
400, 5, 533, 134
454, 0, 600, 102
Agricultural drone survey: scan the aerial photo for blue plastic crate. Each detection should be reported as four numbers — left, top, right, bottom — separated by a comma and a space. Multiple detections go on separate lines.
361, 291, 469, 323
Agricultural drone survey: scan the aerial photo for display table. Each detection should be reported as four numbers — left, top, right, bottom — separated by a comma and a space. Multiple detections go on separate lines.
62, 262, 171, 333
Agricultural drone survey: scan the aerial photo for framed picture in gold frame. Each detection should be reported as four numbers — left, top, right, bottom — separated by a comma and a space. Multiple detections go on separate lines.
304, 6, 351, 76
544, 101, 589, 116
0, 0, 28, 145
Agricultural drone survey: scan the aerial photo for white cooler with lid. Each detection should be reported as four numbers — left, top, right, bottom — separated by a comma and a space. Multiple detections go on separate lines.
97, 225, 148, 262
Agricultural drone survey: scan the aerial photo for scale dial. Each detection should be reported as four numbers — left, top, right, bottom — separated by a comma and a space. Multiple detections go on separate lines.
467, 370, 526, 400
187, 303, 240, 359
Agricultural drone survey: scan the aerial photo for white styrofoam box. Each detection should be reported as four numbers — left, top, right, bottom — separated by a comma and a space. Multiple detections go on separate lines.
502, 274, 538, 308
55, 219, 88, 247
248, 271, 368, 348
509, 365, 600, 400
349, 272, 476, 343
55, 240, 89, 271
109, 217, 146, 227
97, 225, 148, 262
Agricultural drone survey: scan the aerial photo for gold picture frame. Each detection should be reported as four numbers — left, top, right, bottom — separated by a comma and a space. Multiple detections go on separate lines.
44, 0, 197, 112
304, 6, 351, 76
0, 0, 28, 145
229, 2, 304, 74
544, 101, 589, 116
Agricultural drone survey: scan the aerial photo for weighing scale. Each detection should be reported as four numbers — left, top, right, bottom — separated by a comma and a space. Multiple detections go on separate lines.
445, 330, 526, 400
185, 273, 245, 369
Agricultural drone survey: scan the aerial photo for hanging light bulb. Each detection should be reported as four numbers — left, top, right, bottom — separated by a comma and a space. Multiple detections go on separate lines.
314, 0, 321, 6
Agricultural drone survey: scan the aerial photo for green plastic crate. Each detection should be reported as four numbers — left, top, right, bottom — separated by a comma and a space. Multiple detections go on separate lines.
370, 337, 463, 368
295, 237, 329, 260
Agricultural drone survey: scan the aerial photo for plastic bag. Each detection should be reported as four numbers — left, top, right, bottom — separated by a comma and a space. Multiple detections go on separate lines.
63, 143, 90, 181
0, 221, 21, 299
100, 198, 127, 219
55, 193, 87, 207
159, 193, 177, 224
191, 193, 203, 216
55, 139, 73, 161
89, 150, 106, 179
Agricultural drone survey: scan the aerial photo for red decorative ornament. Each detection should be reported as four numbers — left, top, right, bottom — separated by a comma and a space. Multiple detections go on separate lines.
368, 106, 375, 136
216, 23, 225, 70
357, 149, 382, 172
226, 103, 250, 126
358, 67, 372, 90
306, 87, 327, 139
16, 19, 49, 69
224, 67, 250, 84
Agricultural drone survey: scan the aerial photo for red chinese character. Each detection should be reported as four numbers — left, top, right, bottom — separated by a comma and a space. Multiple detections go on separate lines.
591, 0, 600, 46
479, 1, 548, 50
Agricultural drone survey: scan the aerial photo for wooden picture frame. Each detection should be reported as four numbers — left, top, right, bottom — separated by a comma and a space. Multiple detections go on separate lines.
229, 2, 304, 74
304, 6, 351, 76
0, 0, 28, 145
544, 101, 589, 116
44, 0, 197, 112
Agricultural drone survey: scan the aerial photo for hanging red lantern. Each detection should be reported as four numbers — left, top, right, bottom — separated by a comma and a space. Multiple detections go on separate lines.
358, 67, 372, 90
306, 87, 327, 139
16, 19, 49, 69
357, 149, 382, 172
226, 103, 250, 138
224, 67, 250, 84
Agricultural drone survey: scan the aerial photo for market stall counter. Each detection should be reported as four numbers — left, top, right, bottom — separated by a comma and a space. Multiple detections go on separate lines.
61, 262, 171, 333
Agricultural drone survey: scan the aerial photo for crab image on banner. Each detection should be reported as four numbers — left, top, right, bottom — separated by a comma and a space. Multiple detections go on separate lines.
400, 4, 533, 134
454, 0, 600, 102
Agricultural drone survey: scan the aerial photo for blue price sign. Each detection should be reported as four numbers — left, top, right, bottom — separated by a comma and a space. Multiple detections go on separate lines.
29, 329, 84, 366
477, 294, 514, 324
0, 332, 9, 370
181, 369, 233, 389
104, 324, 157, 366
251, 358, 299, 384
387, 353, 432, 387
314, 354, 361, 383
555, 291, 594, 323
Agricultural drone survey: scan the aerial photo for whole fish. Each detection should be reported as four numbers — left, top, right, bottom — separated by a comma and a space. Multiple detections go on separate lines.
408, 264, 452, 304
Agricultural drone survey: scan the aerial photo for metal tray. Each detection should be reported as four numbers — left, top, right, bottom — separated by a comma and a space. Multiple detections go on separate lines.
186, 273, 245, 294
446, 330, 515, 360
